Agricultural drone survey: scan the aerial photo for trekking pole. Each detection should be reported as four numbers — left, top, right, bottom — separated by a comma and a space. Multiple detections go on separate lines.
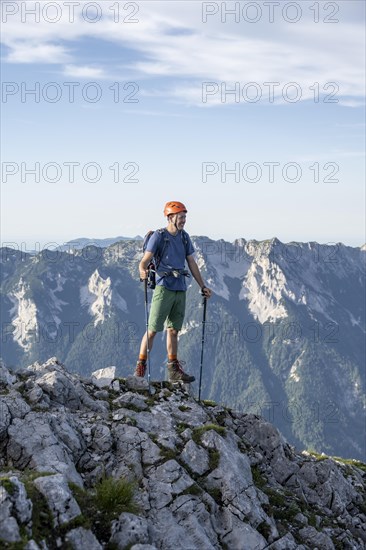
143, 278, 152, 394
198, 292, 207, 402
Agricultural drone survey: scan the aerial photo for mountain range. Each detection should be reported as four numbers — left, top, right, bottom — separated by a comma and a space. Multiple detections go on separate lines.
0, 236, 365, 460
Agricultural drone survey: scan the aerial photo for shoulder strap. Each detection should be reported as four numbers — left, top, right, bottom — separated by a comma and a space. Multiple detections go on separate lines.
181, 230, 189, 253
155, 228, 169, 270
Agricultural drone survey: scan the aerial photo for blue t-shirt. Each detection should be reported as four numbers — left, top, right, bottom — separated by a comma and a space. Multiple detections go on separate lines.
146, 229, 195, 291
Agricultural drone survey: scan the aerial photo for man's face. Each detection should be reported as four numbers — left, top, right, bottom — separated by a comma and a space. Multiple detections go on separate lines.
172, 212, 186, 229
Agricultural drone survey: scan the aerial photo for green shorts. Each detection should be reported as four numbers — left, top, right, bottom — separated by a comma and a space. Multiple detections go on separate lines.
148, 286, 186, 332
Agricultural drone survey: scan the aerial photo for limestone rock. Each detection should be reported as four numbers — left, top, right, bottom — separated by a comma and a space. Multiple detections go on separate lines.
298, 525, 335, 549
180, 439, 210, 476
0, 364, 16, 386
0, 401, 11, 442
91, 366, 116, 388
0, 484, 21, 542
202, 430, 276, 537
0, 357, 365, 549
112, 379, 120, 392
146, 459, 194, 510
8, 475, 32, 523
110, 512, 149, 548
33, 474, 81, 526
148, 505, 218, 550
64, 527, 102, 549
114, 391, 149, 411
236, 414, 299, 484
24, 541, 42, 550
7, 413, 83, 485
125, 375, 149, 391
2, 393, 31, 418
169, 495, 220, 548
267, 533, 305, 549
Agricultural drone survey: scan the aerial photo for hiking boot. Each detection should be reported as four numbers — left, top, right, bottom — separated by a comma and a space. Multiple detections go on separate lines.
167, 360, 195, 383
134, 360, 146, 378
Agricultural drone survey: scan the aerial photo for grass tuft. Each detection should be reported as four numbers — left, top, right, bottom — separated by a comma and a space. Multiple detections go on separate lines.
202, 400, 217, 407
94, 476, 139, 519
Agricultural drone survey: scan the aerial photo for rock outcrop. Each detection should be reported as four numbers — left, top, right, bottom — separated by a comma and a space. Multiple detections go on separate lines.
0, 357, 365, 549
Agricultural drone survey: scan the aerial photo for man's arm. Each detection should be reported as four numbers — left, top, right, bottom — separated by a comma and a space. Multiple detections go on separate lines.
139, 251, 154, 280
186, 254, 212, 297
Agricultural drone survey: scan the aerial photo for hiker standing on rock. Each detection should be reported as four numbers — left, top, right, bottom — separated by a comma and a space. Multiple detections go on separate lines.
135, 201, 212, 382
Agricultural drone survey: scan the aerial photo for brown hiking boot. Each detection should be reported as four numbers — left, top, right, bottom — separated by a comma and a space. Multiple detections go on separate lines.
167, 360, 195, 383
134, 360, 146, 378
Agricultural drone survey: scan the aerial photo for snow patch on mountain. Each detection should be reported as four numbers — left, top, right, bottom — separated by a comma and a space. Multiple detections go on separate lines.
194, 240, 249, 300
349, 313, 365, 331
289, 351, 305, 383
306, 291, 337, 323
241, 258, 288, 324
8, 278, 38, 350
80, 269, 127, 325
47, 273, 68, 329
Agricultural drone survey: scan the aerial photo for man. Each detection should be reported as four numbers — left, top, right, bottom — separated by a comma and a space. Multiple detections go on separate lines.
135, 201, 212, 382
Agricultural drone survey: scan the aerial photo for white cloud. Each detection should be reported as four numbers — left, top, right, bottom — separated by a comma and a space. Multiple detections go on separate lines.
1, 2, 364, 105
4, 42, 71, 64
63, 64, 106, 79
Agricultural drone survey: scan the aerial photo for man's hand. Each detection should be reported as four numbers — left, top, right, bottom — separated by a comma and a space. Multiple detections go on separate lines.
201, 286, 212, 298
139, 251, 154, 281
139, 269, 148, 281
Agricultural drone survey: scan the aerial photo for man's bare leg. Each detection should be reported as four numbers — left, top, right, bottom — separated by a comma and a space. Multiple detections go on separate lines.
139, 330, 157, 356
167, 328, 178, 357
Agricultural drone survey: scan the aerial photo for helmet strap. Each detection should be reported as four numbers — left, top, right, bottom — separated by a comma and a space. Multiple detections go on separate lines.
167, 215, 179, 235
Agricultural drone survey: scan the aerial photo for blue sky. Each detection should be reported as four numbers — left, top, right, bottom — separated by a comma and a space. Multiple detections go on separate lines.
1, 0, 365, 248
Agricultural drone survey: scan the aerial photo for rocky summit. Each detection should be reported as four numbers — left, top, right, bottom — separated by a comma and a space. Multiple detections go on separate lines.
0, 358, 365, 550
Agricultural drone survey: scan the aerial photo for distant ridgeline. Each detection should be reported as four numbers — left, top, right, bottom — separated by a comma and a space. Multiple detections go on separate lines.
0, 237, 365, 461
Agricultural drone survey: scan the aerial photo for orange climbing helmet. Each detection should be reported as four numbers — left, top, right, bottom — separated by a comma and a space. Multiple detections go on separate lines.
163, 201, 187, 217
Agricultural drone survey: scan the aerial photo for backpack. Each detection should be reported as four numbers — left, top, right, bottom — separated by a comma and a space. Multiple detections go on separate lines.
142, 228, 189, 289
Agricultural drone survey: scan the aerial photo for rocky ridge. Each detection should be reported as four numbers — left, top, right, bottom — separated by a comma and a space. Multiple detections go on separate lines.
0, 357, 365, 549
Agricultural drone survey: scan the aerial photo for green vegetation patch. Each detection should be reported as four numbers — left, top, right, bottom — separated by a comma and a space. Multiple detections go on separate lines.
202, 400, 217, 407
178, 405, 191, 412
307, 450, 366, 473
94, 476, 139, 518
0, 540, 29, 550
70, 475, 139, 545
214, 412, 227, 426
263, 487, 286, 508
333, 457, 366, 472
251, 466, 267, 490
306, 450, 329, 461
206, 486, 222, 505
257, 520, 272, 540
159, 447, 177, 461
208, 450, 220, 471
0, 477, 16, 496
176, 422, 189, 434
